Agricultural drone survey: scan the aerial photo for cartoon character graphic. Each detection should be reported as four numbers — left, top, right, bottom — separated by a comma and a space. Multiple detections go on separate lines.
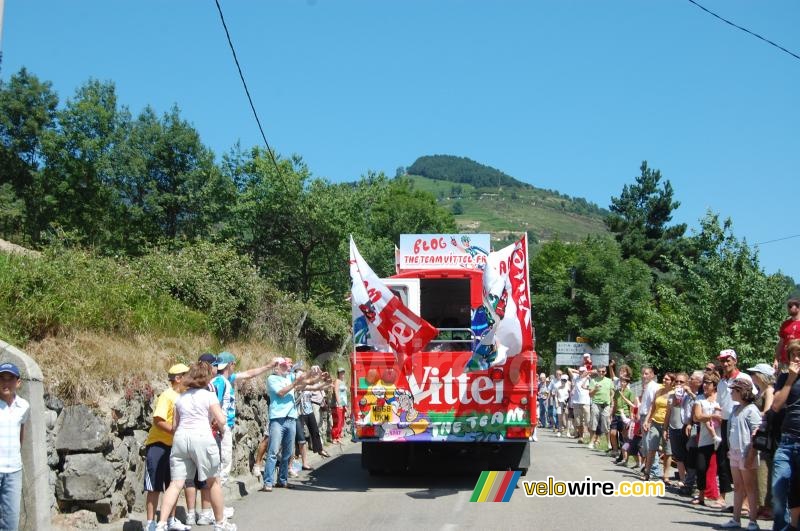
451, 235, 489, 259
359, 380, 396, 424
392, 389, 429, 437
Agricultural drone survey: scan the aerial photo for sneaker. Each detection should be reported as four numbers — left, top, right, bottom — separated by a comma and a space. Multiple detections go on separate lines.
168, 517, 192, 531
745, 522, 759, 531
288, 470, 299, 478
146, 521, 156, 531
212, 522, 237, 531
196, 512, 215, 526
155, 524, 168, 531
586, 442, 595, 450
719, 519, 741, 529
185, 514, 196, 526
224, 507, 234, 519
556, 432, 562, 438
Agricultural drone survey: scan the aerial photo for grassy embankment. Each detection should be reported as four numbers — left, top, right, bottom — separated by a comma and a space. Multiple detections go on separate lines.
0, 243, 349, 402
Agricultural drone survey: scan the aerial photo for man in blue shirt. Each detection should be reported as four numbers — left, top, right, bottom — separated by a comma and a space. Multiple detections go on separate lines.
260, 358, 324, 491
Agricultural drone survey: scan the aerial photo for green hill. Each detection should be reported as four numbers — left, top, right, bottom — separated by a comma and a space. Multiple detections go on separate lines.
403, 155, 610, 246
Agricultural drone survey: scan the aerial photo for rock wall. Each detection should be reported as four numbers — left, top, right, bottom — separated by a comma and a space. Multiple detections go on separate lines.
45, 381, 270, 525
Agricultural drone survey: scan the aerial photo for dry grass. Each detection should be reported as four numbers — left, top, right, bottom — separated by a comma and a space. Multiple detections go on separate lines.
25, 331, 293, 404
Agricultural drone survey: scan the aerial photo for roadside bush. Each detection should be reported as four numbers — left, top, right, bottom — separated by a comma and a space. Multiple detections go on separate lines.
0, 248, 207, 344
131, 241, 262, 339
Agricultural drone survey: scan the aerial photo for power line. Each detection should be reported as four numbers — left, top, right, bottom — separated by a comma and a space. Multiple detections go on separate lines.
687, 0, 800, 63
214, 0, 282, 175
756, 234, 800, 246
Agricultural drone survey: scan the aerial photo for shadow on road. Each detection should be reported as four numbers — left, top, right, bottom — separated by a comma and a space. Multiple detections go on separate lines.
293, 452, 481, 497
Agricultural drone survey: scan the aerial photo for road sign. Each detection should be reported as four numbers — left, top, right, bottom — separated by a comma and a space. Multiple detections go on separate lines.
556, 341, 610, 355
556, 353, 610, 366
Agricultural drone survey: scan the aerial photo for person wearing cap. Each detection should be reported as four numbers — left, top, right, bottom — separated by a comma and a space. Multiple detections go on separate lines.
716, 349, 757, 499
567, 366, 592, 442
554, 373, 571, 437
0, 362, 30, 531
771, 338, 800, 531
775, 298, 800, 373
261, 357, 313, 491
332, 368, 349, 443
746, 363, 776, 520
210, 351, 278, 488
144, 364, 191, 531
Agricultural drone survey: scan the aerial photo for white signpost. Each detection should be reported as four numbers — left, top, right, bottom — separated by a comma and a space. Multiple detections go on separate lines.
555, 341, 610, 366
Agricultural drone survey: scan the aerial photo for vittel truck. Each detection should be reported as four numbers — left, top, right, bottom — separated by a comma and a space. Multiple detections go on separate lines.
350, 234, 537, 475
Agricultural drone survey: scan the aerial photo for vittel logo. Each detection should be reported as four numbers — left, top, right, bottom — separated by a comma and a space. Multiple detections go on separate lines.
406, 366, 503, 405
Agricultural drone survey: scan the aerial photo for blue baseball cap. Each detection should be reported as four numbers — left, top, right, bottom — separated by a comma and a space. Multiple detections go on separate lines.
216, 351, 237, 370
0, 362, 21, 378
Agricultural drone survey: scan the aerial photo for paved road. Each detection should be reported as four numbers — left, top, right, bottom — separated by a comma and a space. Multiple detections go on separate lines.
221, 430, 752, 531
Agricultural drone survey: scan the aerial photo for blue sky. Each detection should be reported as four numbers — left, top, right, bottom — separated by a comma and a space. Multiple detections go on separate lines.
2, 0, 799, 280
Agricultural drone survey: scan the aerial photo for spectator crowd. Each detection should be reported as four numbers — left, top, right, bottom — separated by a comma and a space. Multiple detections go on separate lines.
536, 300, 800, 531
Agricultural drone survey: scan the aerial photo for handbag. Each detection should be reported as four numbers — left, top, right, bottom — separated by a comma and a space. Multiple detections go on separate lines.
752, 412, 774, 453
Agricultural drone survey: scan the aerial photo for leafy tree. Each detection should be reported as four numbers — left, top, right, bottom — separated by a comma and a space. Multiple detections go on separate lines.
606, 161, 687, 272
531, 237, 651, 364
39, 79, 126, 248
639, 212, 790, 370
0, 68, 59, 243
451, 201, 464, 215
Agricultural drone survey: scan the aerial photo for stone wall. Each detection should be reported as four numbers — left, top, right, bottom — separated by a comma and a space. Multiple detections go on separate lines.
45, 381, 270, 525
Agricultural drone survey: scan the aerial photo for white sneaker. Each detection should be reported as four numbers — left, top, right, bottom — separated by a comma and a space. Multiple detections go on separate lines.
587, 442, 595, 449
223, 507, 234, 519
155, 524, 168, 531
184, 514, 196, 526
212, 521, 237, 531
719, 519, 741, 529
556, 432, 561, 437
196, 512, 215, 525
168, 517, 192, 531
146, 521, 156, 531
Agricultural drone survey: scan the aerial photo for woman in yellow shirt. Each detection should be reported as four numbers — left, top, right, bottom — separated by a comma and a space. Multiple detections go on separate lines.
642, 373, 675, 481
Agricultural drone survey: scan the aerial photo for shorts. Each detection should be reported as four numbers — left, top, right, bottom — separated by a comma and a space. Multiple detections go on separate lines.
643, 424, 665, 454
611, 415, 627, 433
144, 443, 171, 492
669, 427, 688, 462
627, 435, 641, 456
184, 475, 207, 490
728, 448, 759, 470
573, 404, 590, 429
295, 417, 306, 444
170, 431, 220, 483
589, 403, 611, 434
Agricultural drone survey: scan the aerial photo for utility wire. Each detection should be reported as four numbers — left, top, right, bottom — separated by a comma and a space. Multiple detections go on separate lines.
214, 0, 282, 175
756, 234, 800, 246
687, 0, 800, 63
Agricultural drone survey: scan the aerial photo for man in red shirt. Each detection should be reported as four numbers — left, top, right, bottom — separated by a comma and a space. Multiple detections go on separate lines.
775, 298, 800, 371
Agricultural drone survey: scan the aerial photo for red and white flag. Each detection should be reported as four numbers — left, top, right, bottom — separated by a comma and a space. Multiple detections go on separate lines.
482, 234, 533, 366
350, 237, 438, 355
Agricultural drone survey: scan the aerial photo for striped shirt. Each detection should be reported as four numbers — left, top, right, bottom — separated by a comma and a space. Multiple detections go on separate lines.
0, 395, 30, 473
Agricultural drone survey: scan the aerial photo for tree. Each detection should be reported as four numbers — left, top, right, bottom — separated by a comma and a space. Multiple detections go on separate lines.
530, 237, 652, 365
639, 212, 790, 370
0, 68, 59, 243
606, 161, 687, 272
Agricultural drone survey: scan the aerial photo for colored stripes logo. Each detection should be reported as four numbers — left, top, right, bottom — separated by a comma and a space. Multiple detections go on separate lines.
470, 471, 521, 502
